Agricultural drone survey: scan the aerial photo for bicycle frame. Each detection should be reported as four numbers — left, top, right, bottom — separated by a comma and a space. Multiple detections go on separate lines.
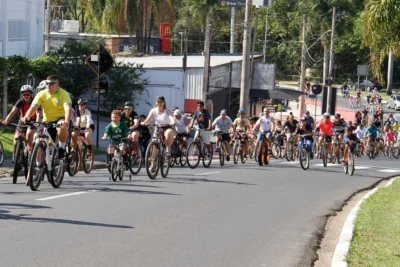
35, 123, 59, 171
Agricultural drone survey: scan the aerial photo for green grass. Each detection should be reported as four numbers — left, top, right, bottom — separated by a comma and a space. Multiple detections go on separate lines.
346, 178, 400, 266
0, 130, 14, 160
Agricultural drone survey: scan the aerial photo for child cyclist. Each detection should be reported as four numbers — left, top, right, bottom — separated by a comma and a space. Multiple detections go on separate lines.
342, 126, 360, 163
101, 110, 130, 167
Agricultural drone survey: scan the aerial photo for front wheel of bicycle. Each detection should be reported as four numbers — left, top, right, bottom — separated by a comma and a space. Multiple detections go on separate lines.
83, 145, 94, 174
322, 144, 328, 167
110, 158, 119, 182
233, 142, 239, 164
348, 152, 355, 176
271, 143, 280, 159
180, 146, 188, 167
50, 149, 65, 188
129, 141, 142, 175
285, 142, 294, 162
160, 146, 171, 178
66, 147, 79, 177
187, 142, 201, 169
0, 140, 4, 166
393, 147, 400, 159
219, 144, 225, 166
145, 141, 160, 179
28, 142, 46, 191
299, 147, 309, 170
202, 144, 213, 168
12, 142, 23, 184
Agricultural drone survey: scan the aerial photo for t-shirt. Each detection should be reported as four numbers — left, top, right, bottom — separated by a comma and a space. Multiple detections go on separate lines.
15, 98, 36, 121
386, 132, 395, 141
333, 119, 346, 133
212, 116, 233, 133
296, 124, 313, 140
355, 127, 366, 139
32, 88, 72, 122
193, 109, 211, 129
258, 116, 273, 132
121, 111, 139, 128
344, 133, 358, 143
104, 122, 130, 143
306, 116, 314, 128
366, 126, 379, 138
78, 108, 94, 128
319, 121, 334, 136
233, 117, 250, 132
283, 120, 299, 133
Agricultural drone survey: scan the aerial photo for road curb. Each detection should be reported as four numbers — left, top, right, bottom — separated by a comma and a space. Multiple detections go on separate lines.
331, 177, 398, 267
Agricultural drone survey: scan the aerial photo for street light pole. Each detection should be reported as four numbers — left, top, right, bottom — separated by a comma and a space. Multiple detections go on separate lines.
263, 6, 269, 63
96, 43, 101, 148
239, 0, 252, 112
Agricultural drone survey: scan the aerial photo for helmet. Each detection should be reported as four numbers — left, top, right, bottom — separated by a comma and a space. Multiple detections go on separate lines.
238, 108, 246, 114
20, 85, 33, 94
301, 116, 307, 121
173, 109, 181, 116
335, 113, 341, 119
77, 98, 88, 105
37, 80, 47, 90
220, 109, 227, 115
323, 112, 330, 118
124, 101, 134, 108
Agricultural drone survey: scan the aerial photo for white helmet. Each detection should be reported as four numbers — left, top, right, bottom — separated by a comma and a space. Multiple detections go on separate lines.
37, 80, 47, 90
20, 85, 33, 94
173, 109, 181, 116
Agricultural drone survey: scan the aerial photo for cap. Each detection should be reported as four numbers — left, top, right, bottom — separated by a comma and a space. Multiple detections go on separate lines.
301, 116, 307, 121
173, 109, 181, 116
238, 108, 246, 113
220, 109, 227, 115
197, 101, 205, 106
323, 112, 330, 117
305, 110, 310, 114
335, 113, 341, 118
156, 96, 165, 102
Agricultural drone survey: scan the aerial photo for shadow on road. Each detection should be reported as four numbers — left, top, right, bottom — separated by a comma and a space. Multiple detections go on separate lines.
0, 203, 133, 229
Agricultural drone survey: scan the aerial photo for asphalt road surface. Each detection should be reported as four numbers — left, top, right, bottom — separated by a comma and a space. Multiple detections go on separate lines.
1, 155, 399, 267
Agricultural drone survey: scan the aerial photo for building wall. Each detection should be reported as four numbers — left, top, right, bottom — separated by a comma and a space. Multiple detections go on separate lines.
0, 0, 44, 58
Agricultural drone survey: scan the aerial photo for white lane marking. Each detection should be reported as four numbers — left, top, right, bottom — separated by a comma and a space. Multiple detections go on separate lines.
194, 172, 221, 176
358, 164, 400, 170
377, 169, 400, 173
353, 166, 371, 170
312, 163, 339, 167
276, 161, 298, 165
35, 190, 98, 201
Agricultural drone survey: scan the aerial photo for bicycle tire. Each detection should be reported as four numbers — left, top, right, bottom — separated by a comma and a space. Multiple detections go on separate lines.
331, 145, 337, 164
50, 148, 65, 188
82, 145, 94, 174
257, 142, 264, 166
129, 141, 142, 175
0, 140, 4, 166
299, 147, 309, 170
202, 144, 213, 168
254, 143, 260, 163
348, 152, 355, 176
180, 146, 188, 167
263, 142, 270, 165
145, 141, 160, 179
160, 146, 171, 178
271, 143, 280, 159
187, 142, 201, 169
12, 142, 23, 184
248, 142, 255, 159
118, 164, 124, 181
219, 143, 225, 166
110, 158, 118, 182
322, 143, 328, 167
240, 144, 245, 164
28, 142, 46, 191
393, 147, 399, 159
233, 142, 239, 164
285, 142, 293, 162
66, 147, 79, 177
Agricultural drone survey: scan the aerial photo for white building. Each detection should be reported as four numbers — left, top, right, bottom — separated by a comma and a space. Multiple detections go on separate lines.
0, 0, 44, 58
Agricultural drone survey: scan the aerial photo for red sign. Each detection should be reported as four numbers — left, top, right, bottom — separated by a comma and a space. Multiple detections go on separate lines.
160, 23, 171, 53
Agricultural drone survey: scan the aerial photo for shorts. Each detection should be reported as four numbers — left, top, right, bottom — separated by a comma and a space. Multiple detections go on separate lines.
110, 139, 128, 150
320, 135, 332, 142
81, 124, 95, 132
46, 117, 65, 141
153, 126, 172, 139
236, 131, 248, 141
257, 131, 272, 141
219, 133, 230, 142
199, 129, 211, 145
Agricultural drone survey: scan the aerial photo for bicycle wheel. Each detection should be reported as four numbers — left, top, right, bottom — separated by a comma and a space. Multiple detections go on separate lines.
248, 142, 255, 159
254, 143, 260, 163
129, 141, 142, 175
28, 142, 46, 191
322, 143, 328, 167
82, 145, 94, 174
187, 142, 201, 169
110, 158, 118, 182
66, 146, 79, 177
202, 144, 213, 168
257, 142, 265, 166
180, 146, 188, 167
368, 142, 374, 159
160, 146, 171, 178
271, 143, 280, 159
145, 141, 160, 179
299, 147, 309, 170
331, 145, 337, 164
263, 142, 270, 165
0, 140, 4, 166
106, 153, 112, 173
50, 148, 65, 188
348, 152, 355, 176
12, 142, 23, 184
118, 162, 124, 181
233, 142, 239, 164
393, 147, 399, 159
219, 144, 225, 166
285, 142, 293, 162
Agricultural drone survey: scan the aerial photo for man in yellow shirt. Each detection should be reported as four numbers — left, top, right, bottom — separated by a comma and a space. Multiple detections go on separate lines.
22, 74, 72, 158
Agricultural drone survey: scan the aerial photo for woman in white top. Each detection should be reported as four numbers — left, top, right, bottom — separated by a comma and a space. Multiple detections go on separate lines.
72, 98, 94, 154
141, 96, 175, 155
173, 109, 190, 147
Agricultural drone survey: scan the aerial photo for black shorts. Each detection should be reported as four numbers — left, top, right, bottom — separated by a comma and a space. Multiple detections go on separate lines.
46, 117, 65, 141
217, 133, 230, 142
81, 124, 95, 132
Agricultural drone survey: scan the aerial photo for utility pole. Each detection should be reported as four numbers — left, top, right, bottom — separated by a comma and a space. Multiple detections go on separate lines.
230, 7, 235, 53
239, 0, 252, 112
298, 15, 307, 119
96, 44, 101, 148
326, 7, 336, 114
263, 6, 269, 63
202, 14, 211, 102
387, 48, 394, 95
2, 0, 8, 118
45, 0, 51, 52
183, 12, 189, 72
249, 6, 259, 90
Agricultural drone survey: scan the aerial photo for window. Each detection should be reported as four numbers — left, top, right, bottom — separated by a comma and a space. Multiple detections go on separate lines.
8, 20, 28, 40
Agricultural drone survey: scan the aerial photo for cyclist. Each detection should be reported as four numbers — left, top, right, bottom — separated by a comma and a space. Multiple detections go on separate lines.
355, 110, 362, 126
3, 85, 38, 152
356, 90, 362, 106
355, 124, 366, 154
188, 101, 212, 157
141, 96, 175, 156
318, 113, 334, 160
101, 110, 130, 167
232, 108, 251, 159
283, 114, 299, 144
385, 128, 395, 156
212, 109, 233, 161
253, 108, 274, 153
21, 74, 72, 159
342, 126, 360, 163
174, 109, 190, 148
296, 116, 314, 158
366, 121, 379, 154
304, 110, 314, 129
121, 101, 140, 143
72, 98, 94, 155
333, 113, 346, 141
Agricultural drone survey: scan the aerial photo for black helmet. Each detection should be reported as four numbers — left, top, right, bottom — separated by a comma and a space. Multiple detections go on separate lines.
335, 113, 341, 119
77, 98, 88, 105
124, 101, 134, 108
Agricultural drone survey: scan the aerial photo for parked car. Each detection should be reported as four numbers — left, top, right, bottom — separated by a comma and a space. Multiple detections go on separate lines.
352, 80, 383, 91
387, 95, 400, 110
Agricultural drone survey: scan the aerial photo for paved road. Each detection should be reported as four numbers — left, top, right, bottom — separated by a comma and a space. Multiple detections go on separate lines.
1, 155, 399, 267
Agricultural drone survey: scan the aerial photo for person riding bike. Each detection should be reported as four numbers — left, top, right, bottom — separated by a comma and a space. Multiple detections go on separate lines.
355, 124, 366, 154
188, 101, 212, 157
212, 109, 233, 161
3, 85, 39, 152
253, 108, 274, 153
283, 114, 299, 145
355, 110, 362, 126
173, 109, 190, 149
71, 98, 94, 155
318, 113, 334, 160
296, 116, 314, 158
366, 121, 379, 154
333, 113, 347, 141
21, 74, 72, 159
232, 108, 251, 159
121, 101, 141, 144
342, 126, 360, 163
342, 84, 349, 98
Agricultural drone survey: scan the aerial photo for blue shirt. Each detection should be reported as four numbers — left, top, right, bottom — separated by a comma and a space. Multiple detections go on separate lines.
306, 116, 314, 127
366, 126, 379, 137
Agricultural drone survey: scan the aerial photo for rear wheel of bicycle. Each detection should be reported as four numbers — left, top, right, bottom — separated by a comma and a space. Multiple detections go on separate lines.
233, 143, 239, 164
145, 141, 160, 179
12, 142, 23, 184
219, 144, 225, 166
170, 141, 178, 167
368, 142, 375, 159
28, 142, 46, 191
66, 147, 79, 177
271, 143, 280, 159
129, 142, 142, 175
50, 148, 65, 188
202, 144, 213, 168
299, 147, 309, 170
348, 152, 355, 176
0, 140, 4, 166
83, 145, 94, 174
393, 147, 399, 159
187, 142, 201, 169
160, 146, 171, 178
110, 158, 118, 182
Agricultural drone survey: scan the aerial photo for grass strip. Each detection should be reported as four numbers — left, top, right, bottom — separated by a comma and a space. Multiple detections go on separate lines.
346, 178, 400, 266
0, 130, 14, 160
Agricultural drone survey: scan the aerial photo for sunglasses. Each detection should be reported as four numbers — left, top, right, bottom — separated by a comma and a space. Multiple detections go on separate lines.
22, 93, 31, 97
240, 113, 245, 115
46, 82, 56, 86
124, 107, 132, 110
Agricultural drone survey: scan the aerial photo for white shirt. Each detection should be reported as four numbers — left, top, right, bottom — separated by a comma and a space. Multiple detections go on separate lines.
79, 109, 93, 128
259, 116, 273, 132
175, 115, 187, 132
152, 108, 173, 125
355, 127, 366, 139
212, 116, 233, 133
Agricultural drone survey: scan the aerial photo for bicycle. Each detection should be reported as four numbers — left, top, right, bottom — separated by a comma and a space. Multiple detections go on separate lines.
27, 122, 66, 191
77, 129, 95, 173
366, 136, 376, 159
186, 128, 213, 169
144, 124, 172, 179
319, 135, 330, 167
284, 130, 295, 162
232, 132, 246, 164
9, 122, 33, 184
257, 131, 270, 166
343, 142, 356, 176
170, 132, 188, 167
298, 134, 312, 170
66, 127, 80, 177
331, 133, 344, 164
271, 134, 284, 159
106, 138, 131, 182
213, 131, 228, 166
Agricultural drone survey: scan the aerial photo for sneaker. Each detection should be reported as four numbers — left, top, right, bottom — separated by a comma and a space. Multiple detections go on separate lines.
58, 147, 65, 159
226, 155, 230, 161
165, 148, 171, 157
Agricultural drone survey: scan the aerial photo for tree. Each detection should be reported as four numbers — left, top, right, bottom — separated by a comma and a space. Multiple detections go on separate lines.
52, 0, 89, 32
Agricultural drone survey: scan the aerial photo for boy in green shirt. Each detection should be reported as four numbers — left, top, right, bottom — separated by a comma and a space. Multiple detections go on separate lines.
101, 110, 130, 167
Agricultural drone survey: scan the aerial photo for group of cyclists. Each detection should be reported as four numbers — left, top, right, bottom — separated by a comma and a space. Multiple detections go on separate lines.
2, 75, 400, 189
